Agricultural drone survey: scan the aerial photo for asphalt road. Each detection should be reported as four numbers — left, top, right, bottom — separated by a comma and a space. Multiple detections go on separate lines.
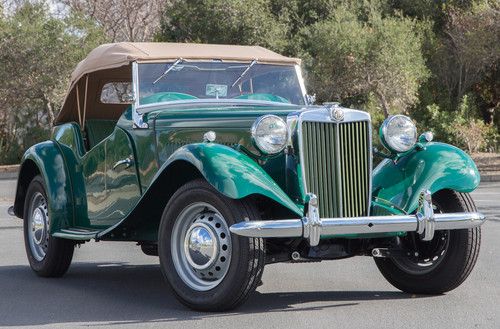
0, 179, 499, 329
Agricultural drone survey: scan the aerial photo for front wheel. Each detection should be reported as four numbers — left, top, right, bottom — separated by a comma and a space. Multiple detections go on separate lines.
375, 190, 481, 294
23, 176, 74, 277
158, 179, 265, 311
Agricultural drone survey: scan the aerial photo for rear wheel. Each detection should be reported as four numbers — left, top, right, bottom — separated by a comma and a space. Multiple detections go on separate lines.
23, 176, 74, 277
158, 179, 265, 311
375, 190, 481, 294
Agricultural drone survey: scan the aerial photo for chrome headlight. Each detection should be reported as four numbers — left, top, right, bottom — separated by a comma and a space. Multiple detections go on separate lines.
251, 115, 288, 154
380, 115, 417, 153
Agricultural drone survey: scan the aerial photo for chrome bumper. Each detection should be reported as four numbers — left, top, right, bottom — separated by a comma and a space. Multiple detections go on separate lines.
230, 190, 486, 247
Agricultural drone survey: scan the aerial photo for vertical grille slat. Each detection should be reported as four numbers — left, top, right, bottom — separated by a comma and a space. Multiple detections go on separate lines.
302, 120, 370, 218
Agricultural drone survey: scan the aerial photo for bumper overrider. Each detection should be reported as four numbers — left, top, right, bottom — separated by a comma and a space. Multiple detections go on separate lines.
230, 190, 486, 246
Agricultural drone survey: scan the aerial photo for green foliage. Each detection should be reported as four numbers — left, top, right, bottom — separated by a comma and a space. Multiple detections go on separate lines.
1, 0, 499, 165
0, 1, 105, 164
157, 0, 289, 52
419, 95, 499, 153
298, 3, 429, 117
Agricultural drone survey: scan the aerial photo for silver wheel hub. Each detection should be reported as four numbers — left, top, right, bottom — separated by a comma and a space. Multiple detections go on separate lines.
171, 203, 232, 291
28, 192, 49, 261
185, 223, 218, 269
32, 208, 47, 245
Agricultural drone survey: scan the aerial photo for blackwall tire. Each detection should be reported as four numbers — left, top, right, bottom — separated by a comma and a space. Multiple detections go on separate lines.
23, 175, 74, 277
375, 190, 481, 294
158, 179, 265, 311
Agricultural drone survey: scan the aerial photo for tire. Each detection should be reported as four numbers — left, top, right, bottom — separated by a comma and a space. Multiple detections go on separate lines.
23, 175, 74, 277
375, 189, 481, 294
158, 179, 265, 311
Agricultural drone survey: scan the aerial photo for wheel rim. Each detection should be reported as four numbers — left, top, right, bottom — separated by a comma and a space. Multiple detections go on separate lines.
392, 203, 450, 275
28, 192, 49, 261
392, 230, 450, 275
171, 202, 232, 291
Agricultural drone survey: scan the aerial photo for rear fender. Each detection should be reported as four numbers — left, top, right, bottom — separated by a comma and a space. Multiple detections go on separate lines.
14, 141, 74, 232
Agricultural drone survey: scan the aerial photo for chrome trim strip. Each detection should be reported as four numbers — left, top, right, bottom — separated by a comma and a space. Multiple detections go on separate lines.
132, 61, 148, 129
334, 114, 343, 216
367, 117, 373, 216
230, 190, 486, 246
295, 65, 308, 105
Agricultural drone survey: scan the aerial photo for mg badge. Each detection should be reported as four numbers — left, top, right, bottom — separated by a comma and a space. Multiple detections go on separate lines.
330, 107, 344, 122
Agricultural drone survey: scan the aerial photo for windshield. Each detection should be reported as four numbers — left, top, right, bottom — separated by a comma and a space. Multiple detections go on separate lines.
137, 62, 305, 106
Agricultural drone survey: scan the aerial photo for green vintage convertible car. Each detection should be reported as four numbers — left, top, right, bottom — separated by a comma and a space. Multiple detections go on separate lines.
10, 42, 486, 311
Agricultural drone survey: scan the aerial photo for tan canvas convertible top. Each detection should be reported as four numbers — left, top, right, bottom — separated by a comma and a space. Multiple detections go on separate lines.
55, 42, 301, 125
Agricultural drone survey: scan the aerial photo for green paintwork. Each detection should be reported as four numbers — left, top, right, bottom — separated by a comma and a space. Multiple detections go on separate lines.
15, 98, 480, 243
51, 123, 141, 234
81, 128, 141, 227
17, 141, 74, 233
51, 123, 88, 228
151, 105, 298, 193
372, 142, 480, 213
85, 120, 117, 148
155, 142, 303, 216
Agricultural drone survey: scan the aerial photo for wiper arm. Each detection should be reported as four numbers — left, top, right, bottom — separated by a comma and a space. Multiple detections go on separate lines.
231, 59, 257, 88
153, 58, 184, 85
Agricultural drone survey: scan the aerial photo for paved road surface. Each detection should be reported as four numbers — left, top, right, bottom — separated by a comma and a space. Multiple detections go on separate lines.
0, 179, 498, 328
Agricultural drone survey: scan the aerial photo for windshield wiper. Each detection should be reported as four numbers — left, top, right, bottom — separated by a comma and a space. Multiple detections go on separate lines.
230, 59, 257, 88
153, 58, 184, 85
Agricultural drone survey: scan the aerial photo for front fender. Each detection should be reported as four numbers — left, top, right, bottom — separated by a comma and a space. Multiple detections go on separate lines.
15, 141, 73, 232
372, 142, 480, 213
159, 143, 303, 216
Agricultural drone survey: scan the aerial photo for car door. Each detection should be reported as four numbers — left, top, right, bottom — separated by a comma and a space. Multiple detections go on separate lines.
82, 127, 141, 228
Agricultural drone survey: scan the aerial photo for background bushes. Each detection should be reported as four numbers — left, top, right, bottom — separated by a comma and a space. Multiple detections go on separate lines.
0, 0, 498, 164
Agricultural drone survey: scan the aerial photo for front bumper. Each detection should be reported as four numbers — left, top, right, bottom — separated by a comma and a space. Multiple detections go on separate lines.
230, 190, 486, 246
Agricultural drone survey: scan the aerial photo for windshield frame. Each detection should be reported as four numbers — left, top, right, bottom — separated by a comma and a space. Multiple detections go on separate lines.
131, 60, 308, 114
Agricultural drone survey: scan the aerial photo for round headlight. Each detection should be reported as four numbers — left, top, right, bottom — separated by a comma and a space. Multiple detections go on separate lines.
251, 115, 288, 154
380, 115, 417, 153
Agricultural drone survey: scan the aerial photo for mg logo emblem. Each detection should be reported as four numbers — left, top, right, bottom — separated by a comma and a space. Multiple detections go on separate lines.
330, 107, 344, 122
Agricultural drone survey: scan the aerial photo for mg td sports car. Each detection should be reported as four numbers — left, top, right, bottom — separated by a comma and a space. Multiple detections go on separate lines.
9, 42, 486, 311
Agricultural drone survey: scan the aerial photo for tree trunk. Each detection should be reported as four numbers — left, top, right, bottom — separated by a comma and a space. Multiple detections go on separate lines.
43, 93, 55, 126
375, 90, 390, 118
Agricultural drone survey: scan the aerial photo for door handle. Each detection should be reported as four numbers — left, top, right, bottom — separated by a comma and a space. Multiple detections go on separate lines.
113, 157, 133, 170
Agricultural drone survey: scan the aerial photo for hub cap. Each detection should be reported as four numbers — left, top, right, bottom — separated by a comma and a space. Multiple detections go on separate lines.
184, 223, 218, 269
171, 202, 232, 291
28, 192, 49, 261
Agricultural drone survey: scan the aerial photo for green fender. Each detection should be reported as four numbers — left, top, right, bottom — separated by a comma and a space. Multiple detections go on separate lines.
15, 141, 74, 232
159, 143, 303, 216
372, 142, 480, 213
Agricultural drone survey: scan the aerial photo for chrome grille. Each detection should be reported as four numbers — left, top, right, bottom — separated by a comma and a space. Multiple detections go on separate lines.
301, 120, 370, 218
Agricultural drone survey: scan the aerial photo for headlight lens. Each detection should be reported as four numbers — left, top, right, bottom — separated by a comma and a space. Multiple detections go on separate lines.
380, 115, 417, 153
251, 115, 288, 154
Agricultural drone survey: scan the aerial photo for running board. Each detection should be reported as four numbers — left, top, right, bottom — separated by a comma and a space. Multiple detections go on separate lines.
53, 228, 101, 240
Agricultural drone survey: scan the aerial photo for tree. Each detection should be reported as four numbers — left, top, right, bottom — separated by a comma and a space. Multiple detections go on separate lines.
157, 0, 288, 52
61, 0, 165, 42
298, 4, 429, 117
432, 3, 499, 109
0, 1, 105, 164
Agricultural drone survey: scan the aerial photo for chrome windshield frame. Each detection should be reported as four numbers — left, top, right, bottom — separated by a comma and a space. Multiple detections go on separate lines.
131, 60, 307, 128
